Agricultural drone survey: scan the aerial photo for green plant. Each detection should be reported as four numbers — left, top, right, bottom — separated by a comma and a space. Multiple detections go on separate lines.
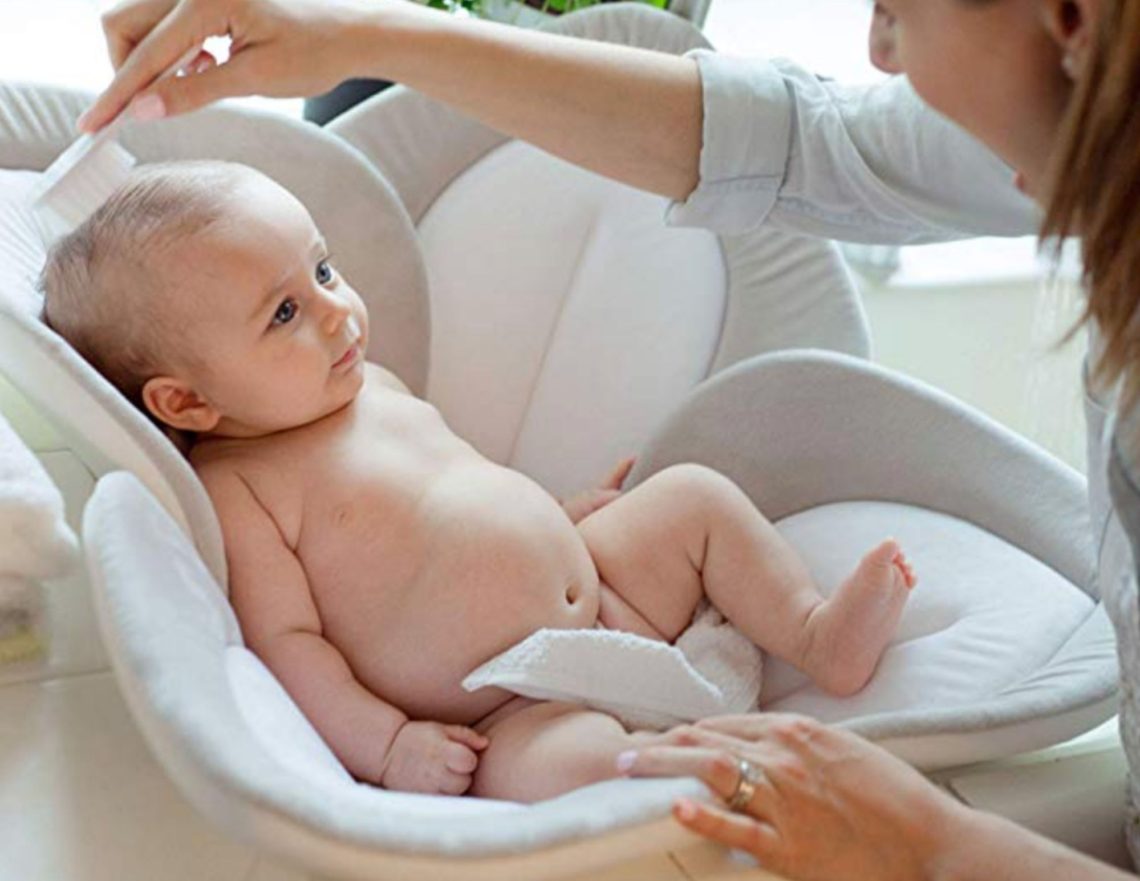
426, 0, 669, 16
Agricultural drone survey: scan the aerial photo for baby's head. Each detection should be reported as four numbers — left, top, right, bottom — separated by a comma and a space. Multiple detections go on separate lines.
40, 160, 369, 442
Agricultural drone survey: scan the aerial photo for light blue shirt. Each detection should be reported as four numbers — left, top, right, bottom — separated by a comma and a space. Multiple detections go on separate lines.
666, 49, 1140, 864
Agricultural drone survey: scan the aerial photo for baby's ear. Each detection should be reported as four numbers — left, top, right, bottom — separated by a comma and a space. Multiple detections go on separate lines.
141, 377, 220, 432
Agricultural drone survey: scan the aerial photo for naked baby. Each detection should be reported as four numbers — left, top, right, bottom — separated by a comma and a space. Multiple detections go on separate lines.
41, 160, 916, 803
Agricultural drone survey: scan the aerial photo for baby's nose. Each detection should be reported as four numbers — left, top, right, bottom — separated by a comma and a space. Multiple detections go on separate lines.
320, 295, 352, 335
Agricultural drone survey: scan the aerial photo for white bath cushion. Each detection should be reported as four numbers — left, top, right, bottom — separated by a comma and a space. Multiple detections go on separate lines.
418, 141, 727, 500
226, 647, 355, 788
765, 501, 1094, 719
0, 170, 52, 315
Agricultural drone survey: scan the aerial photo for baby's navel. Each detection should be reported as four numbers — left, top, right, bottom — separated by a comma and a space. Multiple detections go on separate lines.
565, 581, 581, 605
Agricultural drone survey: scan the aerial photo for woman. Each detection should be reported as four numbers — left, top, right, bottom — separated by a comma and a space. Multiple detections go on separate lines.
78, 0, 1140, 877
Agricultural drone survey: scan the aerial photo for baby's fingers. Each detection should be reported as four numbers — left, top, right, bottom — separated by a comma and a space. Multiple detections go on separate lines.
437, 769, 475, 796
444, 724, 490, 751
602, 456, 636, 490
443, 741, 481, 776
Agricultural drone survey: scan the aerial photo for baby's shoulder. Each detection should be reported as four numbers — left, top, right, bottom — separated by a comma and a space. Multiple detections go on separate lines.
191, 441, 284, 518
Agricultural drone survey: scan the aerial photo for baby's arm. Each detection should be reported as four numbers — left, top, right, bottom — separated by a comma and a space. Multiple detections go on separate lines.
200, 464, 485, 794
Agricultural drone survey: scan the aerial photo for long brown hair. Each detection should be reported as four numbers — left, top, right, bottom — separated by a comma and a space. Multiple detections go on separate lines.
1042, 0, 1140, 408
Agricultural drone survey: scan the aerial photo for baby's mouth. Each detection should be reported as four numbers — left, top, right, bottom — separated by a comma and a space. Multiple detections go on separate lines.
332, 340, 360, 370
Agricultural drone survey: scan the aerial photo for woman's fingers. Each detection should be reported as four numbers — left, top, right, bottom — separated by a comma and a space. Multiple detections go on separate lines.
673, 798, 782, 862
620, 744, 779, 814
102, 0, 178, 70
80, 0, 220, 132
694, 712, 822, 746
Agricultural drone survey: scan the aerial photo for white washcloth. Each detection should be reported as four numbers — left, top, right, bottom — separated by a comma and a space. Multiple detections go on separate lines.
0, 413, 79, 578
462, 602, 763, 730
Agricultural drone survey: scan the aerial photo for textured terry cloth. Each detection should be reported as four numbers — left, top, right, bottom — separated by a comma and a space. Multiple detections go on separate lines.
0, 413, 79, 578
462, 602, 763, 730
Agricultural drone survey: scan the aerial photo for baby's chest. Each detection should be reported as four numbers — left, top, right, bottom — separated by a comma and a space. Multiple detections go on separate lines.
293, 443, 428, 568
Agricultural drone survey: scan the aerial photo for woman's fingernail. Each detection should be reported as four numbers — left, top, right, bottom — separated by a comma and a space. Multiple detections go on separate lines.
130, 94, 166, 121
675, 799, 697, 821
76, 109, 93, 132
615, 750, 638, 772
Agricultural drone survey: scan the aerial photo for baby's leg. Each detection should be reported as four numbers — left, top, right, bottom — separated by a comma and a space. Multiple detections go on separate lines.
470, 700, 649, 802
577, 464, 916, 696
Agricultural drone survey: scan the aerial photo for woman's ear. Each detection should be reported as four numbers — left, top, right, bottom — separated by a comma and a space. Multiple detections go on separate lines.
141, 376, 221, 433
869, 4, 902, 75
1044, 0, 1101, 79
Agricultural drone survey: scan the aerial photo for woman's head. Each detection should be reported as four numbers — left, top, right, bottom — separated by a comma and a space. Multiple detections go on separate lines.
868, 0, 1096, 196
872, 0, 1140, 405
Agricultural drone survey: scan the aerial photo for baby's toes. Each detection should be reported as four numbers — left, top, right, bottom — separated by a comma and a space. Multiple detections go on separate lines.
866, 539, 901, 570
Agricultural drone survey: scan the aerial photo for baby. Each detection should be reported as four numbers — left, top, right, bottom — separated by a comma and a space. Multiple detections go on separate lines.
41, 160, 916, 803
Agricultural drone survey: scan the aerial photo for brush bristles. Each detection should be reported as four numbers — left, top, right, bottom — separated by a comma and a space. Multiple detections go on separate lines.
32, 134, 137, 242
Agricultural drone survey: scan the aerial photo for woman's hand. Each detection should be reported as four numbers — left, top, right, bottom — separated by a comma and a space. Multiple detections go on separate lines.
560, 456, 635, 525
78, 0, 414, 133
620, 714, 967, 881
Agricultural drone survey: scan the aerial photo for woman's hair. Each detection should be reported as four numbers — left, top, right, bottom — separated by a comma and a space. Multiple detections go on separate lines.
1042, 0, 1140, 407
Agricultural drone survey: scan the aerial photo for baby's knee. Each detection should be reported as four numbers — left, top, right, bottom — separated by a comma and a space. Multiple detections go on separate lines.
651, 463, 744, 515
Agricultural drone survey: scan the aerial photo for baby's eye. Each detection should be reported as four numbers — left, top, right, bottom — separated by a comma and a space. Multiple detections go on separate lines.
316, 258, 335, 286
272, 298, 298, 326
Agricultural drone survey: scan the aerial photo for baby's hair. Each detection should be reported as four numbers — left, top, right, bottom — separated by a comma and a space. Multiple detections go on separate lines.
38, 159, 248, 430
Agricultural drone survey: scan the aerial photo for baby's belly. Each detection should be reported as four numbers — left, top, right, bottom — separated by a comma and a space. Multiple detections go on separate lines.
319, 465, 601, 724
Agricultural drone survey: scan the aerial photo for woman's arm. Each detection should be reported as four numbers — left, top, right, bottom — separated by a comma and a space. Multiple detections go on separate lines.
80, 0, 702, 200
625, 714, 1132, 881
82, 0, 1034, 248
669, 53, 1041, 243
938, 809, 1134, 881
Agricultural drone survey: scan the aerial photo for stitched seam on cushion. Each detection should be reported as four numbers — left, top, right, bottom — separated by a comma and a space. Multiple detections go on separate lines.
504, 207, 602, 468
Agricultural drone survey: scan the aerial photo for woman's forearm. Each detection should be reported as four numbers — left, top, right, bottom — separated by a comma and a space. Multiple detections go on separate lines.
350, 3, 703, 201
935, 806, 1134, 881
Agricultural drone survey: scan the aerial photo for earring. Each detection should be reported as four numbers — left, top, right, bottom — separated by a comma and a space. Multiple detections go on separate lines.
1062, 52, 1080, 80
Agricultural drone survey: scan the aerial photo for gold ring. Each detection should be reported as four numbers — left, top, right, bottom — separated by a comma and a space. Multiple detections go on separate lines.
726, 757, 762, 813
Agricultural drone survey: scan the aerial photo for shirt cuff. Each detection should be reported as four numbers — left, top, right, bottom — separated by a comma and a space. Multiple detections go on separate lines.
665, 49, 793, 234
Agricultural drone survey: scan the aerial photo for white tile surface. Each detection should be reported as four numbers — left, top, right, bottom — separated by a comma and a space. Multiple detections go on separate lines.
0, 671, 258, 881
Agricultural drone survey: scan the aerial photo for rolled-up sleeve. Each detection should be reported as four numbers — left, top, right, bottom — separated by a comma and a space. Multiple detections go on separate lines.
667, 50, 1040, 244
664, 51, 792, 234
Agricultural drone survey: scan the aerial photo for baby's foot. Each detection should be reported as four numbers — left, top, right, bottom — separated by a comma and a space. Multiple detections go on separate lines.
802, 539, 916, 697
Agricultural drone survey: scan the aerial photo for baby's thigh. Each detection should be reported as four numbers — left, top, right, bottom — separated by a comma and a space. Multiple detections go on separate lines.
577, 464, 728, 637
471, 700, 639, 803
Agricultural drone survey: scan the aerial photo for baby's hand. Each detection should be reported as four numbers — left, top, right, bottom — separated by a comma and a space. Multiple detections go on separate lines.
381, 721, 488, 795
560, 456, 635, 524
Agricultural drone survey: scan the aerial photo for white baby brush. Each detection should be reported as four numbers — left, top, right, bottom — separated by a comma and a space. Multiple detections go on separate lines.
30, 46, 204, 243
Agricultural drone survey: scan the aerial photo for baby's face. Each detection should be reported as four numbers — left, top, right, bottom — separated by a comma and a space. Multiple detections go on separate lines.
147, 171, 370, 437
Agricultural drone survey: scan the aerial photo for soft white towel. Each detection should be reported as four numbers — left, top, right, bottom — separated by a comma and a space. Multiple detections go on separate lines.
462, 602, 763, 730
0, 574, 45, 662
0, 413, 79, 578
